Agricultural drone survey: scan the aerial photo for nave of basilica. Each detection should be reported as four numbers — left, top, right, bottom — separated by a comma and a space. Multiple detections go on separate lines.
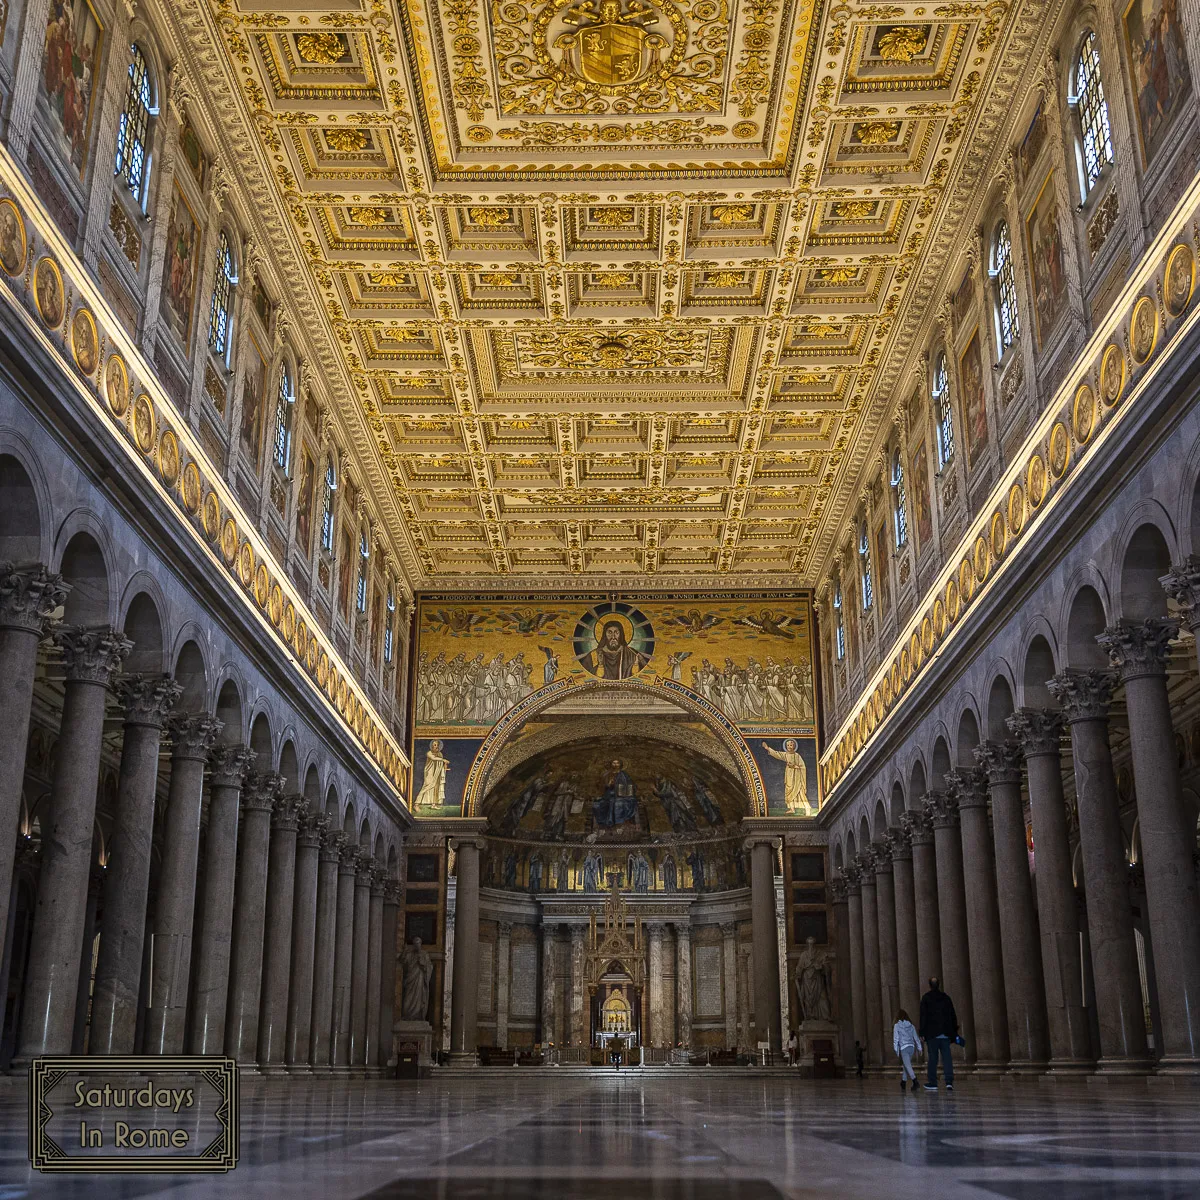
2, 0, 1200, 1194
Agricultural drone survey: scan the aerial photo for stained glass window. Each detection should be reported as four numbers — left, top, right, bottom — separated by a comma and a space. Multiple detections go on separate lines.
208, 232, 235, 358
934, 352, 955, 469
356, 532, 369, 613
892, 449, 908, 548
321, 458, 336, 553
384, 587, 395, 664
115, 45, 152, 206
834, 584, 845, 660
994, 221, 1020, 354
859, 521, 873, 611
1075, 32, 1113, 196
272, 365, 293, 472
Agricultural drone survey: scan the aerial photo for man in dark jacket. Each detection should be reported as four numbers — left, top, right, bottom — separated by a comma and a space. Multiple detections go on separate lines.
918, 977, 958, 1091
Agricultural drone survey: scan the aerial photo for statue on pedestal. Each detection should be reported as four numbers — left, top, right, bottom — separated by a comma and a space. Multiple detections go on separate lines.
795, 935, 834, 1025
400, 937, 433, 1022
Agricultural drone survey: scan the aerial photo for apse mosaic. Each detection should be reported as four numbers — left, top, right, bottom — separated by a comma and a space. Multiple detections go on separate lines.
412, 592, 819, 818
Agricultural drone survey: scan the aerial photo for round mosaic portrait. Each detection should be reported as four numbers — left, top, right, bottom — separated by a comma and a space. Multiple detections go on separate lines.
573, 601, 655, 680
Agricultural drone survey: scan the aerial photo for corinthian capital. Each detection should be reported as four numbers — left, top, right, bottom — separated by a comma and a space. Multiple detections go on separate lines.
899, 805, 934, 845
1160, 558, 1200, 632
1046, 668, 1117, 723
1006, 707, 1064, 757
55, 625, 132, 686
841, 862, 861, 892
208, 743, 253, 788
923, 789, 959, 829
241, 770, 284, 813
297, 808, 327, 849
945, 767, 988, 810
1097, 618, 1179, 681
0, 563, 68, 636
830, 876, 849, 903
114, 674, 182, 729
167, 713, 222, 761
272, 792, 304, 832
974, 739, 1022, 785
889, 823, 912, 860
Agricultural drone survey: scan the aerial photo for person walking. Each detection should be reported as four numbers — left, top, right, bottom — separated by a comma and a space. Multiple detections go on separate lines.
918, 977, 959, 1091
892, 1009, 921, 1091
786, 1030, 799, 1067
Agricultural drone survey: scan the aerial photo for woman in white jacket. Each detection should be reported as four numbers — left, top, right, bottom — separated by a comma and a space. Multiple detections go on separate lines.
892, 1009, 922, 1092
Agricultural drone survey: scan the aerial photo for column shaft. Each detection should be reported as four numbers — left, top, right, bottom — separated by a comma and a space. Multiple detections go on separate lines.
257, 795, 301, 1073
902, 808, 942, 988
365, 875, 384, 1073
570, 924, 587, 1047
676, 925, 692, 1049
890, 837, 920, 1016
331, 843, 358, 1070
540, 924, 556, 1046
448, 839, 481, 1060
749, 839, 782, 1053
378, 883, 399, 1070
858, 859, 882, 1066
831, 882, 854, 1067
720, 923, 737, 1049
846, 874, 867, 1055
309, 834, 341, 1071
495, 921, 512, 1051
350, 854, 373, 1068
874, 848, 899, 1053
285, 811, 323, 1071
187, 748, 251, 1054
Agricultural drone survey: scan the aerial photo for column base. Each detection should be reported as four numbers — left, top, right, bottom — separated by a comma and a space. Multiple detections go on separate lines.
284, 1064, 313, 1076
258, 1062, 289, 1076
1004, 1061, 1049, 1075
237, 1062, 262, 1075
969, 1059, 1009, 1075
1153, 1056, 1200, 1076
365, 1066, 384, 1079
330, 1064, 353, 1076
447, 1050, 478, 1065
1041, 1059, 1096, 1077
1093, 1056, 1155, 1076
309, 1063, 335, 1077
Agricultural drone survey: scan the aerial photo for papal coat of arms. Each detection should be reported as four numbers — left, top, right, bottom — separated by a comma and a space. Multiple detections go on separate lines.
494, 0, 728, 115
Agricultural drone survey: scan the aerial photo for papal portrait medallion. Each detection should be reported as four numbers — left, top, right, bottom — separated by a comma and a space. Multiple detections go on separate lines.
574, 600, 655, 679
1165, 243, 1195, 317
0, 199, 27, 277
105, 353, 129, 417
1130, 296, 1157, 364
33, 257, 64, 329
70, 307, 98, 375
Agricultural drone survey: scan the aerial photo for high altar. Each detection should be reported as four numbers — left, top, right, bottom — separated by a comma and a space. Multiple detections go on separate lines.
586, 878, 645, 1059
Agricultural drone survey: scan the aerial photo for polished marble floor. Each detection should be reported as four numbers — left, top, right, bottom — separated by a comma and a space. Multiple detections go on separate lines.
2, 1072, 1200, 1199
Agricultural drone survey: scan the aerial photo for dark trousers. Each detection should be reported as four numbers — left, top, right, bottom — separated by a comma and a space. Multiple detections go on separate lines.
926, 1036, 953, 1085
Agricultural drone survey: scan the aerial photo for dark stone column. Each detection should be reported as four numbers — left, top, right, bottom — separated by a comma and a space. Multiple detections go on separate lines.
947, 768, 1009, 1071
1008, 708, 1094, 1071
976, 739, 1048, 1070
143, 713, 221, 1055
224, 772, 284, 1067
309, 829, 342, 1073
90, 675, 180, 1054
378, 878, 400, 1072
889, 824, 920, 1017
188, 745, 251, 1054
258, 793, 302, 1074
925, 790, 975, 1063
831, 877, 854, 1067
285, 810, 326, 1072
1047, 669, 1151, 1071
0, 565, 66, 1002
350, 851, 373, 1071
331, 838, 358, 1072
365, 866, 385, 1075
17, 627, 130, 1059
872, 838, 899, 1054
855, 851, 883, 1067
844, 865, 867, 1059
900, 805, 942, 989
748, 836, 783, 1054
449, 837, 483, 1062
1098, 616, 1200, 1069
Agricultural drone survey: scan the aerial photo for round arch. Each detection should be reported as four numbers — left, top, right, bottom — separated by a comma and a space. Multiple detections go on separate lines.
462, 676, 769, 818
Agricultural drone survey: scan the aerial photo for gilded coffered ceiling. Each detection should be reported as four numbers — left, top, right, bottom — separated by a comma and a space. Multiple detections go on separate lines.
176, 0, 1041, 587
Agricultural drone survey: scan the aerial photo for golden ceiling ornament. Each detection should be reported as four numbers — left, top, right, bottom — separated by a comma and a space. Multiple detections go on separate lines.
710, 202, 755, 225
479, 271, 525, 286
814, 266, 858, 284
467, 205, 513, 228
851, 120, 902, 146
705, 269, 745, 287
592, 270, 637, 286
876, 25, 928, 63
325, 128, 370, 152
515, 326, 707, 371
831, 200, 875, 220
296, 32, 350, 65
347, 205, 391, 226
591, 205, 637, 226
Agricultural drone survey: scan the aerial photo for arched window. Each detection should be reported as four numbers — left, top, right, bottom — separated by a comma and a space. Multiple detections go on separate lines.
992, 221, 1019, 355
891, 448, 908, 548
833, 584, 845, 661
1073, 31, 1113, 197
356, 532, 369, 614
384, 586, 396, 664
321, 457, 337, 553
208, 232, 236, 360
272, 364, 294, 473
859, 521, 873, 611
114, 44, 154, 208
933, 352, 955, 469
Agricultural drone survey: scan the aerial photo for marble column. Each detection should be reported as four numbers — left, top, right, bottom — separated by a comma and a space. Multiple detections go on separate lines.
365, 867, 385, 1074
495, 920, 513, 1052
379, 879, 400, 1069
1047, 669, 1151, 1071
976, 739, 1049, 1070
570, 924, 587, 1047
143, 712, 222, 1056
845, 865, 867, 1055
540, 923, 556, 1046
873, 839, 899, 1052
257, 793, 302, 1074
17, 627, 130, 1059
1008, 709, 1093, 1071
331, 839, 358, 1071
900, 806, 942, 988
948, 768, 1009, 1071
309, 830, 342, 1073
889, 825, 920, 1017
924, 790, 976, 1061
89, 675, 180, 1054
648, 922, 666, 1047
187, 745, 251, 1054
448, 838, 482, 1061
719, 922, 737, 1048
1098, 617, 1200, 1068
350, 851, 373, 1070
224, 772, 283, 1068
675, 923, 692, 1050
748, 837, 783, 1053
285, 809, 325, 1072
0, 565, 66, 986
856, 852, 883, 1066
831, 877, 854, 1067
